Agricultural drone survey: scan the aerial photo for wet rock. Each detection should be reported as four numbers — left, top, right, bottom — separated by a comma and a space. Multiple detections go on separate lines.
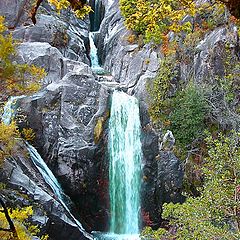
0, 141, 91, 240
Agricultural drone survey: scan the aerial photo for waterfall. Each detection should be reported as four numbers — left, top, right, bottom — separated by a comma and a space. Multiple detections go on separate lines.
89, 32, 104, 74
2, 97, 92, 239
2, 96, 25, 125
108, 91, 142, 235
26, 142, 92, 239
89, 0, 105, 74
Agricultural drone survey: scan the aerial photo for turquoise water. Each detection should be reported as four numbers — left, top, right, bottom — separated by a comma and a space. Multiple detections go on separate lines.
93, 232, 139, 240
108, 91, 142, 235
89, 31, 105, 74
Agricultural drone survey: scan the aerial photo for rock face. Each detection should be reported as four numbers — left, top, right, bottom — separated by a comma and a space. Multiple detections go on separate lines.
97, 0, 185, 227
0, 142, 91, 240
19, 63, 111, 231
4, 0, 185, 232
98, 0, 161, 103
140, 125, 184, 227
1, 0, 109, 235
1, 0, 186, 234
12, 1, 90, 64
17, 42, 64, 85
0, 0, 35, 28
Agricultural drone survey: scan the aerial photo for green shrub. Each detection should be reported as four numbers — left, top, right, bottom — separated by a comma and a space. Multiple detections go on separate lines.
169, 83, 208, 148
148, 56, 177, 125
141, 131, 240, 239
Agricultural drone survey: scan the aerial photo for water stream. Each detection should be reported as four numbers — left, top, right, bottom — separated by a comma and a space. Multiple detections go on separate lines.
109, 91, 142, 234
89, 0, 105, 74
89, 31, 104, 74
94, 91, 142, 239
2, 96, 92, 239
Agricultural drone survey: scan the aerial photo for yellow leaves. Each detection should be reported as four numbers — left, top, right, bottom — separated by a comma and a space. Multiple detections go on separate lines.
0, 206, 48, 240
48, 0, 70, 12
120, 0, 229, 44
21, 128, 36, 142
75, 5, 92, 19
47, 0, 92, 18
0, 16, 6, 33
9, 206, 33, 222
0, 122, 20, 164
94, 117, 105, 144
121, 0, 195, 42
0, 17, 45, 97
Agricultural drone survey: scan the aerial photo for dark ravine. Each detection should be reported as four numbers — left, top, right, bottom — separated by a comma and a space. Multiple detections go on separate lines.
2, 0, 239, 238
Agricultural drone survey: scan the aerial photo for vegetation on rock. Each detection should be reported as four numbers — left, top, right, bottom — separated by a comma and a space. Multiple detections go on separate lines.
0, 16, 45, 99
48, 0, 92, 19
0, 198, 48, 240
144, 0, 240, 238
0, 17, 46, 239
168, 83, 208, 148
120, 0, 230, 43
0, 16, 44, 163
142, 132, 240, 239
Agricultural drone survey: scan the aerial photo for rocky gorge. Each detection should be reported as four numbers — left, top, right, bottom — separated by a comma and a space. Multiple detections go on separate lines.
0, 0, 239, 239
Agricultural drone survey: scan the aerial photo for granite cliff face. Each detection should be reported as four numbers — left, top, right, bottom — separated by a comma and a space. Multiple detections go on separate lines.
1, 0, 239, 237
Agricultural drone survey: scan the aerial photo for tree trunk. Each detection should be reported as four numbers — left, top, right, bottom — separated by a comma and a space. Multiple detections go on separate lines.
0, 197, 20, 240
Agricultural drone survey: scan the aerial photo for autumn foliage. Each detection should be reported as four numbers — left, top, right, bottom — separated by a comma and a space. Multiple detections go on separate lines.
48, 0, 92, 18
119, 0, 238, 43
0, 16, 45, 100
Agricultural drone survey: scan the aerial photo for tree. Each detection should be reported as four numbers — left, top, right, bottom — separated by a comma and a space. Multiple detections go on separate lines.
0, 16, 45, 164
0, 196, 48, 240
31, 0, 92, 23
119, 0, 240, 43
168, 83, 208, 148
0, 16, 45, 100
141, 132, 240, 239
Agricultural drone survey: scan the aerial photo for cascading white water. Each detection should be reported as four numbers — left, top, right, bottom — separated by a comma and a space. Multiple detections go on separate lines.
95, 91, 142, 240
89, 31, 104, 74
26, 142, 92, 238
89, 0, 105, 74
2, 96, 92, 239
109, 91, 142, 234
2, 96, 25, 125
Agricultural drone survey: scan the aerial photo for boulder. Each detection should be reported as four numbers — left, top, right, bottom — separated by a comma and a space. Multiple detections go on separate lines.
17, 42, 64, 85
19, 68, 111, 231
0, 0, 35, 28
0, 141, 92, 240
12, 2, 90, 64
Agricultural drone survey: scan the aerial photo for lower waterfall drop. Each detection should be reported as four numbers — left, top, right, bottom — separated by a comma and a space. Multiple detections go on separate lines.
108, 91, 142, 239
2, 96, 92, 240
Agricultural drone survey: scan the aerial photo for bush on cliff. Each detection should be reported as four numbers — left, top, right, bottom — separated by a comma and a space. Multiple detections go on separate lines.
142, 131, 240, 239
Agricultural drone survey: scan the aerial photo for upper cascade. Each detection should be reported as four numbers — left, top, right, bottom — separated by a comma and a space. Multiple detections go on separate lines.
89, 31, 104, 74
